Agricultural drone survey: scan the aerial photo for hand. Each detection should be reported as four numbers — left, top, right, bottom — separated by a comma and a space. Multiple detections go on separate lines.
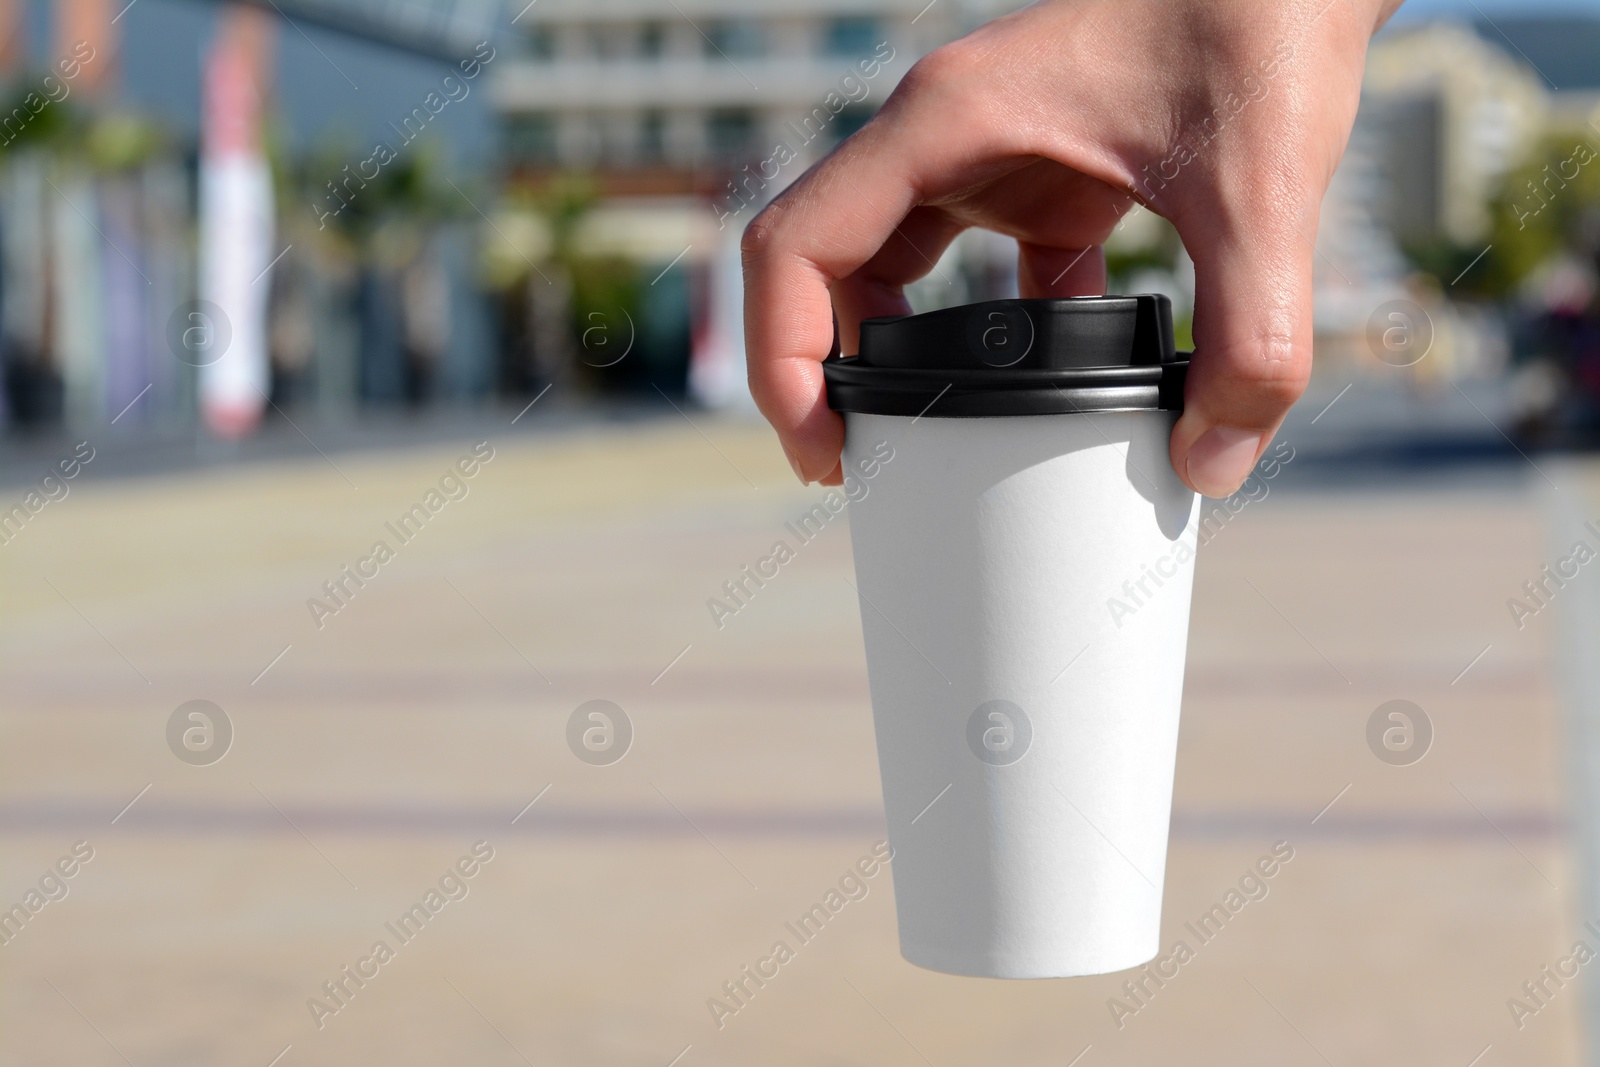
742, 0, 1402, 493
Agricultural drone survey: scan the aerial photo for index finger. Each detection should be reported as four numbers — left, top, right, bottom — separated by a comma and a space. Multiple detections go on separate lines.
740, 131, 928, 484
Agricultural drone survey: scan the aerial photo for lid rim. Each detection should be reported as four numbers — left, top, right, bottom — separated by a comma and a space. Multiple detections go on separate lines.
824, 360, 1189, 418
827, 295, 1187, 417
823, 359, 1178, 387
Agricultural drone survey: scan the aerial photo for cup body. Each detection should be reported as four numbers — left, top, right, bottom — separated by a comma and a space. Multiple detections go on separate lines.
843, 409, 1199, 978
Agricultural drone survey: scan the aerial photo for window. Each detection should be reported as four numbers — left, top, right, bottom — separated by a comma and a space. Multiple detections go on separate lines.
705, 18, 763, 58
639, 111, 667, 163
638, 21, 666, 59
707, 108, 758, 161
595, 24, 632, 59
824, 16, 880, 57
524, 23, 556, 60
504, 115, 559, 166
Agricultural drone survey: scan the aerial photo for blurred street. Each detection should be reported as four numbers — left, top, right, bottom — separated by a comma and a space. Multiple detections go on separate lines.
2, 0, 1600, 1062
1, 385, 1590, 1065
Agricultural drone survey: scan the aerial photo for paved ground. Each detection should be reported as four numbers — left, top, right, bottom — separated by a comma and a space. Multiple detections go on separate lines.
0, 408, 1588, 1066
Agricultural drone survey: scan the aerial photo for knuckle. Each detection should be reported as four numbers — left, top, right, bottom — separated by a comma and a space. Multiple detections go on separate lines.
740, 199, 787, 265
1247, 373, 1311, 415
1229, 340, 1311, 409
1196, 317, 1313, 423
896, 39, 980, 101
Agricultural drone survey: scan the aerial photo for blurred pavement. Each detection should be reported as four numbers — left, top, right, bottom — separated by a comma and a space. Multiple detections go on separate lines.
0, 398, 1588, 1066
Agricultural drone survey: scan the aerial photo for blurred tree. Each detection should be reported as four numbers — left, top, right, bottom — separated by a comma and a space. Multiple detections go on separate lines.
502, 172, 650, 394
1404, 132, 1600, 299
1105, 208, 1192, 349
84, 111, 164, 171
295, 138, 458, 243
534, 174, 640, 368
1485, 133, 1600, 293
0, 79, 84, 156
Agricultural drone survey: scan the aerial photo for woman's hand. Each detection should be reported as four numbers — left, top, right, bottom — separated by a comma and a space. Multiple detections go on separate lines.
742, 0, 1402, 493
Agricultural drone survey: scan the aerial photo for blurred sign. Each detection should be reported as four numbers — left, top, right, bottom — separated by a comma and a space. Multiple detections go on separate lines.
198, 6, 275, 439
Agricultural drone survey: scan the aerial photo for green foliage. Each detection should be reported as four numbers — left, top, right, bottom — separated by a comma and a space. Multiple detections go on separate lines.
570, 253, 637, 324
1105, 237, 1183, 287
297, 138, 463, 243
505, 171, 652, 385
1484, 133, 1600, 294
84, 112, 164, 171
1407, 132, 1600, 300
533, 171, 599, 263
1173, 312, 1194, 352
0, 78, 84, 156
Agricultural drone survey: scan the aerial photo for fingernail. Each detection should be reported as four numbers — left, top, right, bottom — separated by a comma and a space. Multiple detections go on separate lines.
1184, 426, 1264, 497
784, 446, 809, 485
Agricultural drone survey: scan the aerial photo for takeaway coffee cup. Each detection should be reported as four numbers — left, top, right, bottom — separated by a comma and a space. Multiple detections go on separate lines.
824, 295, 1199, 979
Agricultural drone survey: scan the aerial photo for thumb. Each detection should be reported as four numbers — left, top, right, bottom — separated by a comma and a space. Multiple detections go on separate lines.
1170, 208, 1315, 498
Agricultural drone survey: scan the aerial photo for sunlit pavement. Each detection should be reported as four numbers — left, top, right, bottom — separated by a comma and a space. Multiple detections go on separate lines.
0, 405, 1586, 1066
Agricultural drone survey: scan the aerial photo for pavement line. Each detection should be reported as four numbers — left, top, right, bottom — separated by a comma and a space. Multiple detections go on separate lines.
511, 784, 552, 824
651, 781, 758, 889
1452, 781, 1559, 890
652, 644, 692, 685
1451, 644, 1492, 686
1, 803, 1566, 842
6, 661, 1543, 704
110, 783, 151, 824
1311, 783, 1352, 825
252, 644, 293, 686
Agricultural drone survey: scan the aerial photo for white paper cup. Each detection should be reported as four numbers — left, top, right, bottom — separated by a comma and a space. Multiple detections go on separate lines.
823, 294, 1197, 978
841, 405, 1198, 978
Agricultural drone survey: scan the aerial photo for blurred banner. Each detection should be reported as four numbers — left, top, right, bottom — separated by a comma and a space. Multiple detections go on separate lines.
688, 222, 755, 411
198, 5, 275, 438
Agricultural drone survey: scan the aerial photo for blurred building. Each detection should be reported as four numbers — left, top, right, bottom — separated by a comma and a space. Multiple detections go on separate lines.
485, 0, 980, 407
1306, 19, 1561, 380
1363, 21, 1548, 247
492, 1, 960, 185
27, 0, 1596, 433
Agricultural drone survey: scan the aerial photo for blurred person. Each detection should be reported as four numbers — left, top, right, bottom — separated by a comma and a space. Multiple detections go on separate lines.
742, 0, 1406, 496
1512, 255, 1600, 443
401, 241, 450, 402
268, 255, 316, 407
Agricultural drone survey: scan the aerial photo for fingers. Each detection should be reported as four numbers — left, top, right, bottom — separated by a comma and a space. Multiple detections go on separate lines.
953, 159, 1128, 299
1169, 199, 1315, 497
741, 194, 844, 487
832, 159, 1129, 344
742, 86, 992, 485
829, 207, 966, 355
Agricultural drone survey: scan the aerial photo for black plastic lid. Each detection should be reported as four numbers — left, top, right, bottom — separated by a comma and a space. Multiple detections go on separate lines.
823, 295, 1189, 418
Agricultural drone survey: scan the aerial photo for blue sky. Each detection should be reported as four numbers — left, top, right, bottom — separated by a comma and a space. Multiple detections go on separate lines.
1394, 0, 1600, 16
